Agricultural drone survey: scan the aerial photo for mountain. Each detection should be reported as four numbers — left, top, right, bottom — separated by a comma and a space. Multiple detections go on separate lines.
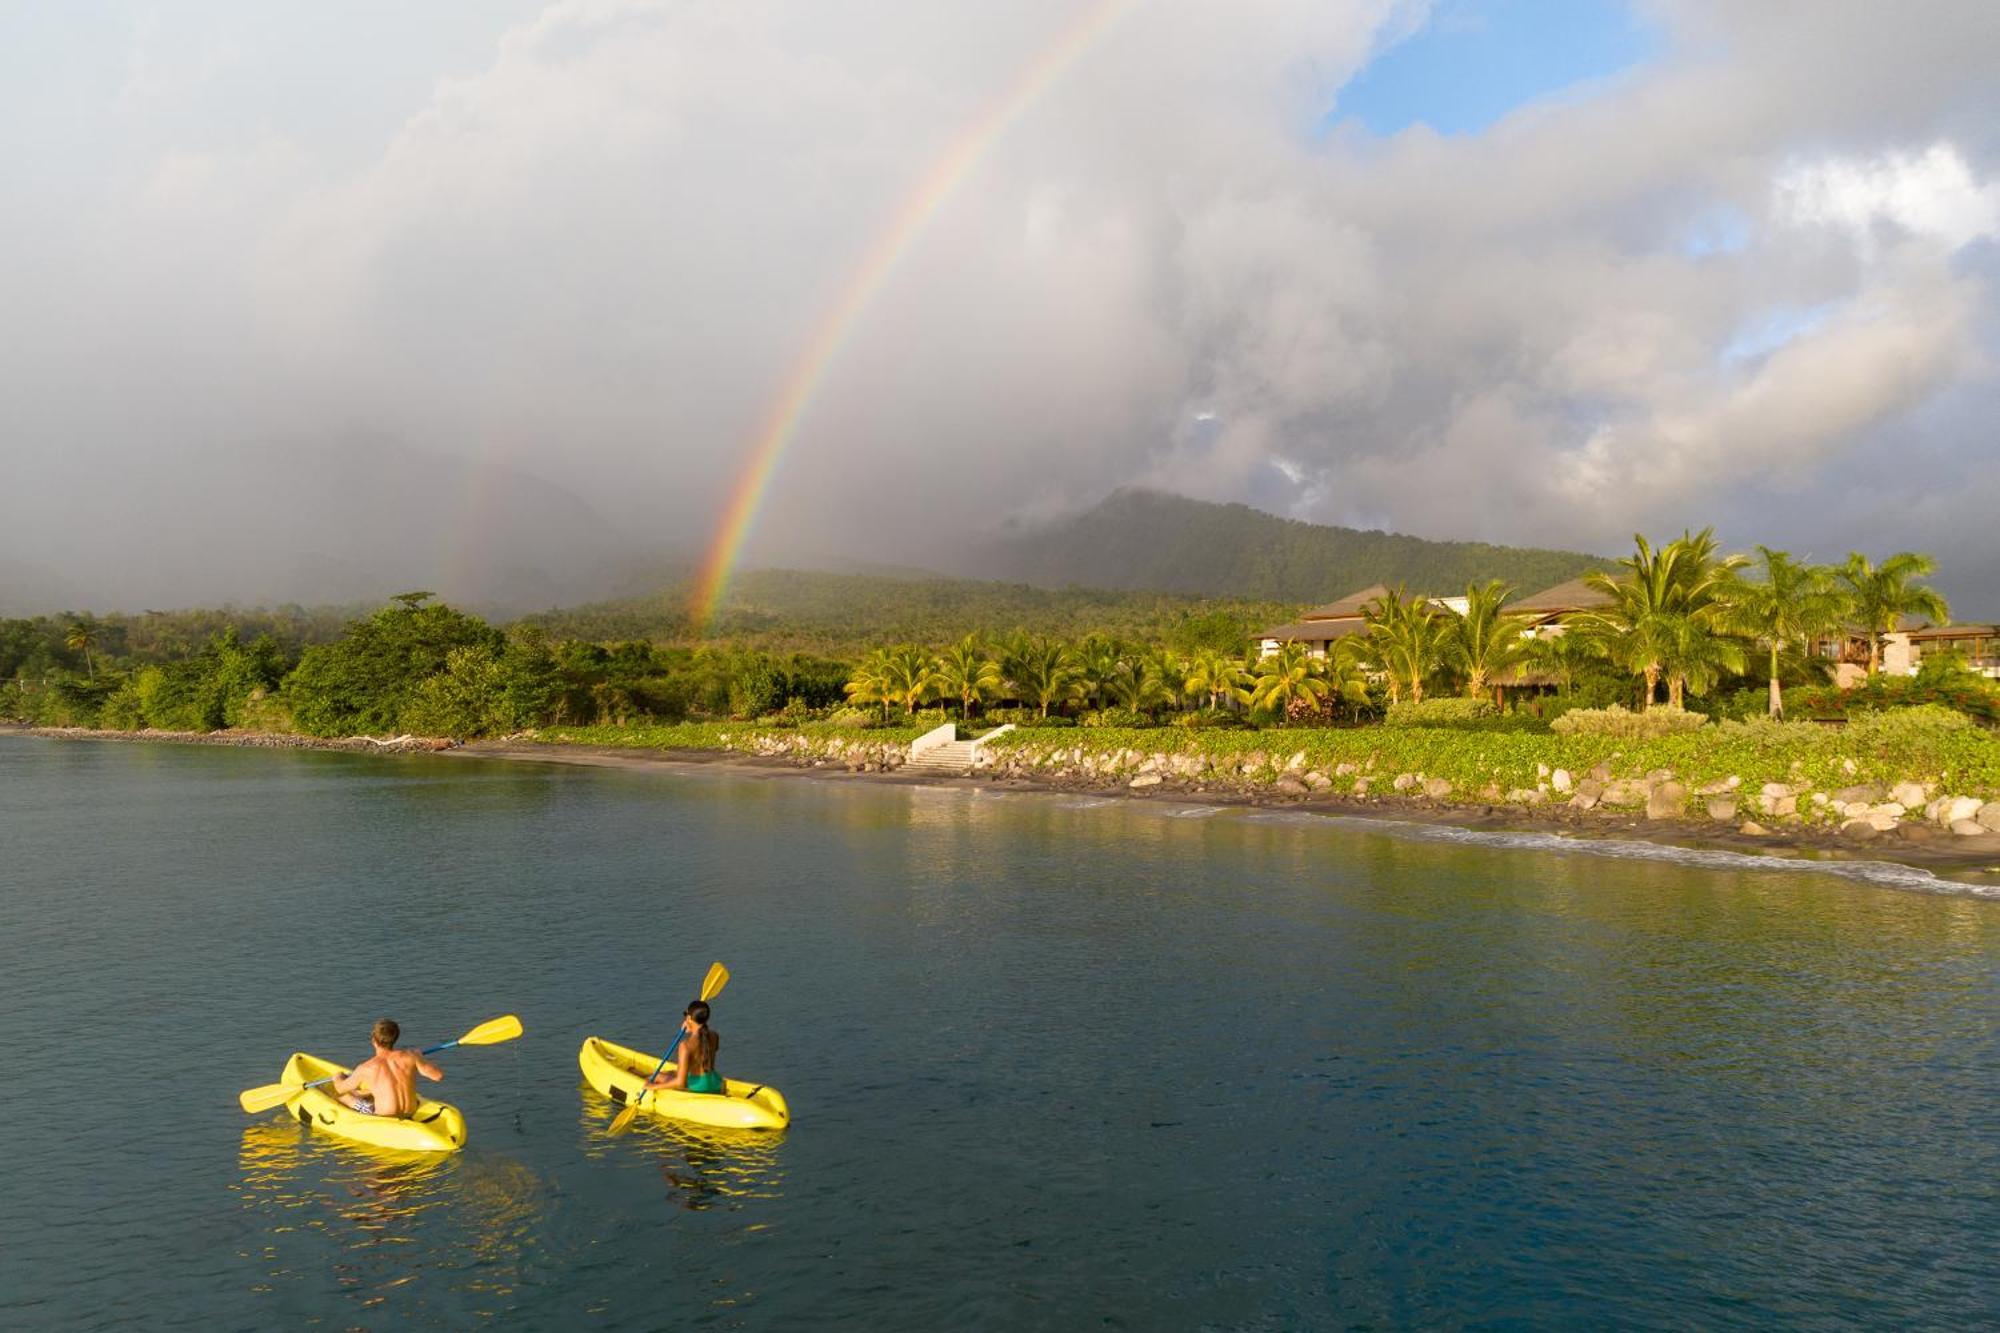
521, 567, 1290, 653
971, 489, 1607, 601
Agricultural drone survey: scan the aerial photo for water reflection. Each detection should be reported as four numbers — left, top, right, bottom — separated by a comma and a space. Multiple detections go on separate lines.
577, 1089, 787, 1211
232, 1120, 548, 1318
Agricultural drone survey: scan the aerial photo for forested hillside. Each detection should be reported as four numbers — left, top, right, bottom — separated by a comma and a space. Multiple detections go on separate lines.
974, 489, 1606, 600
522, 568, 1288, 654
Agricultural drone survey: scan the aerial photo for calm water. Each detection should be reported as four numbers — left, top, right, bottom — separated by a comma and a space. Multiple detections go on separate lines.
1, 735, 1996, 1329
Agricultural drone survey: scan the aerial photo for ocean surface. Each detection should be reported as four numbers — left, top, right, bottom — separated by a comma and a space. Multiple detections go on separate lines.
1, 735, 1996, 1329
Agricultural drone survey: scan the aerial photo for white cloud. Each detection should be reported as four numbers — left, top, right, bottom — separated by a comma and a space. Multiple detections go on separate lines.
1776, 142, 2000, 254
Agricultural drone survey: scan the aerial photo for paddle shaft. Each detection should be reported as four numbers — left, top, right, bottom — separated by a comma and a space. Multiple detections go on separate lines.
632, 1027, 692, 1109
290, 1035, 466, 1096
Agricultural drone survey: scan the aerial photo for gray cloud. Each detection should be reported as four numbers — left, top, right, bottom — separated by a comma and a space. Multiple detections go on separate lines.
2, 0, 1997, 611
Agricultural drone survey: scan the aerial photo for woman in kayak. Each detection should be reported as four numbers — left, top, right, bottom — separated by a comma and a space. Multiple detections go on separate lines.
333, 1018, 444, 1117
648, 1000, 723, 1095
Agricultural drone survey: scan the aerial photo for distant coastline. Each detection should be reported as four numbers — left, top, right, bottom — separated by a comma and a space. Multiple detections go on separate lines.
11, 722, 2000, 887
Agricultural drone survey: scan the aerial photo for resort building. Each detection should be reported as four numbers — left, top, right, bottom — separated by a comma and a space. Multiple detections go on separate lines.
1255, 576, 1610, 659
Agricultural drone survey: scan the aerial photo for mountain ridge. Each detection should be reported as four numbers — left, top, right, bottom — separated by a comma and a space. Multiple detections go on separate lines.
967, 488, 1609, 602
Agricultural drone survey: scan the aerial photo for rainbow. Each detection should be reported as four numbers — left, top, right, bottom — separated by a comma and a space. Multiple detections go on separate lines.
688, 0, 1139, 632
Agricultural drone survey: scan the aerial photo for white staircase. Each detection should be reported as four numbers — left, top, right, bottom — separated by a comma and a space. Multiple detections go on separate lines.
903, 723, 1015, 776
904, 739, 980, 773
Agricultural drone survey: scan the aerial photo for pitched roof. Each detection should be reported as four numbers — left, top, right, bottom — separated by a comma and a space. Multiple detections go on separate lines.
1907, 622, 1993, 640
1299, 583, 1393, 621
1513, 576, 1615, 615
1256, 618, 1370, 643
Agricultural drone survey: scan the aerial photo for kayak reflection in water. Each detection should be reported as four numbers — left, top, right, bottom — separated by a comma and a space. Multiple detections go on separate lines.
647, 1000, 723, 1095
334, 1018, 444, 1118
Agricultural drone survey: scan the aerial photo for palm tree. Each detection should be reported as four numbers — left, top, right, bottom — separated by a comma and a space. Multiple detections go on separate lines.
1003, 636, 1081, 718
1731, 547, 1851, 717
1364, 587, 1449, 703
1580, 530, 1745, 709
1181, 646, 1250, 712
1248, 640, 1329, 720
931, 635, 1003, 719
64, 619, 100, 680
1838, 551, 1949, 675
1445, 580, 1531, 699
879, 644, 935, 714
1522, 627, 1600, 697
843, 648, 893, 720
1073, 636, 1124, 711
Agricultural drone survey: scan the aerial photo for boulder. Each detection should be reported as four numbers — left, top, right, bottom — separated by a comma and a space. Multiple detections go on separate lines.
1757, 792, 1797, 817
1949, 818, 1988, 837
1601, 780, 1643, 807
1422, 777, 1453, 799
1940, 796, 1983, 826
1706, 797, 1738, 822
1536, 762, 1551, 779
1840, 819, 1880, 841
1274, 776, 1309, 796
1392, 773, 1417, 792
1739, 821, 1770, 836
1589, 762, 1613, 782
1128, 774, 1163, 789
1832, 784, 1883, 805
1760, 782, 1793, 799
1646, 768, 1675, 785
1506, 787, 1546, 804
1890, 781, 1927, 808
1646, 781, 1688, 820
1897, 824, 1939, 844
1569, 790, 1600, 812
1978, 802, 2000, 832
1304, 771, 1332, 791
1694, 777, 1735, 796
1551, 768, 1573, 794
1352, 777, 1372, 794
1285, 751, 1307, 771
1576, 776, 1606, 802
1334, 762, 1358, 776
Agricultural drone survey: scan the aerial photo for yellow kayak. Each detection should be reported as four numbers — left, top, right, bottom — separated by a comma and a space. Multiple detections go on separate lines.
579, 1036, 790, 1131
275, 1052, 467, 1153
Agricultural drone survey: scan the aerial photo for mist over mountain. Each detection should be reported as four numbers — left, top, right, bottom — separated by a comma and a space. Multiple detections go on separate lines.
966, 489, 1608, 602
0, 436, 679, 617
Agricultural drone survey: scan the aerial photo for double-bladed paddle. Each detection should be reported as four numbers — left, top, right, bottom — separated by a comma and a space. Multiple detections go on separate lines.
608, 961, 729, 1135
237, 1013, 524, 1114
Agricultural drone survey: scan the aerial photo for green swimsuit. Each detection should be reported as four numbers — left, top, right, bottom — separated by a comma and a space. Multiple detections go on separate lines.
686, 1071, 723, 1095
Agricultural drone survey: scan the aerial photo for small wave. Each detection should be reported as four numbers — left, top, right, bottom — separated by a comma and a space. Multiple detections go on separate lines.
1304, 814, 1995, 898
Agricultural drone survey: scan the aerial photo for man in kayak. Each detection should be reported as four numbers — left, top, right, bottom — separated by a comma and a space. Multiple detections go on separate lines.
647, 1000, 723, 1095
333, 1018, 444, 1117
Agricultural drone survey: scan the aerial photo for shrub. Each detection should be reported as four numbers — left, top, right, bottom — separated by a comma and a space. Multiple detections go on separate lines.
1081, 707, 1151, 729
1017, 714, 1078, 729
1173, 710, 1253, 730
826, 706, 879, 728
1384, 697, 1498, 728
1550, 703, 1708, 738
1843, 704, 1974, 748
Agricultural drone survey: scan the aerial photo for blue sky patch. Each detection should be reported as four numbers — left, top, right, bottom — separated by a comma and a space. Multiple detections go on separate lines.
1330, 0, 1657, 136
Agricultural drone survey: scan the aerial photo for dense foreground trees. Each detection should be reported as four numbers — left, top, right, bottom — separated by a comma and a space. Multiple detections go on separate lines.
0, 534, 1981, 739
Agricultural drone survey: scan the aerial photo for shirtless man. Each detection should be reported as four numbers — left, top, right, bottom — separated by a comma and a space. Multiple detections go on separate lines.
333, 1018, 443, 1118
647, 1000, 723, 1094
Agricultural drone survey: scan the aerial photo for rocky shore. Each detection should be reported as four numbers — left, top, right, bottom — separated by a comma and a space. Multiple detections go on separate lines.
9, 724, 455, 755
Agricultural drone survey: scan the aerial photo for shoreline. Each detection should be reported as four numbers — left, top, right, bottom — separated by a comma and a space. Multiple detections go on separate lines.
10, 722, 2000, 887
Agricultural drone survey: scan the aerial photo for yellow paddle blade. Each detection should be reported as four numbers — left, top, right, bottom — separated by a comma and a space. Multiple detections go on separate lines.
700, 962, 730, 1001
607, 1103, 641, 1135
238, 1080, 302, 1115
457, 1013, 524, 1046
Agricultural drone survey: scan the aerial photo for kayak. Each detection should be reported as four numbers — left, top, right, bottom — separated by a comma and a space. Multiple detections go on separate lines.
274, 1052, 467, 1153
578, 1036, 790, 1131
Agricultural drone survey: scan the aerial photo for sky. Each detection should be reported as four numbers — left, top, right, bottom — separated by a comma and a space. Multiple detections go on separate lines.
3, 0, 1998, 611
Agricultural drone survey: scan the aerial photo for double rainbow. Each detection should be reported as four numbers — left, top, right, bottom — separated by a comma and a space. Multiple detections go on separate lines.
687, 0, 1139, 632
